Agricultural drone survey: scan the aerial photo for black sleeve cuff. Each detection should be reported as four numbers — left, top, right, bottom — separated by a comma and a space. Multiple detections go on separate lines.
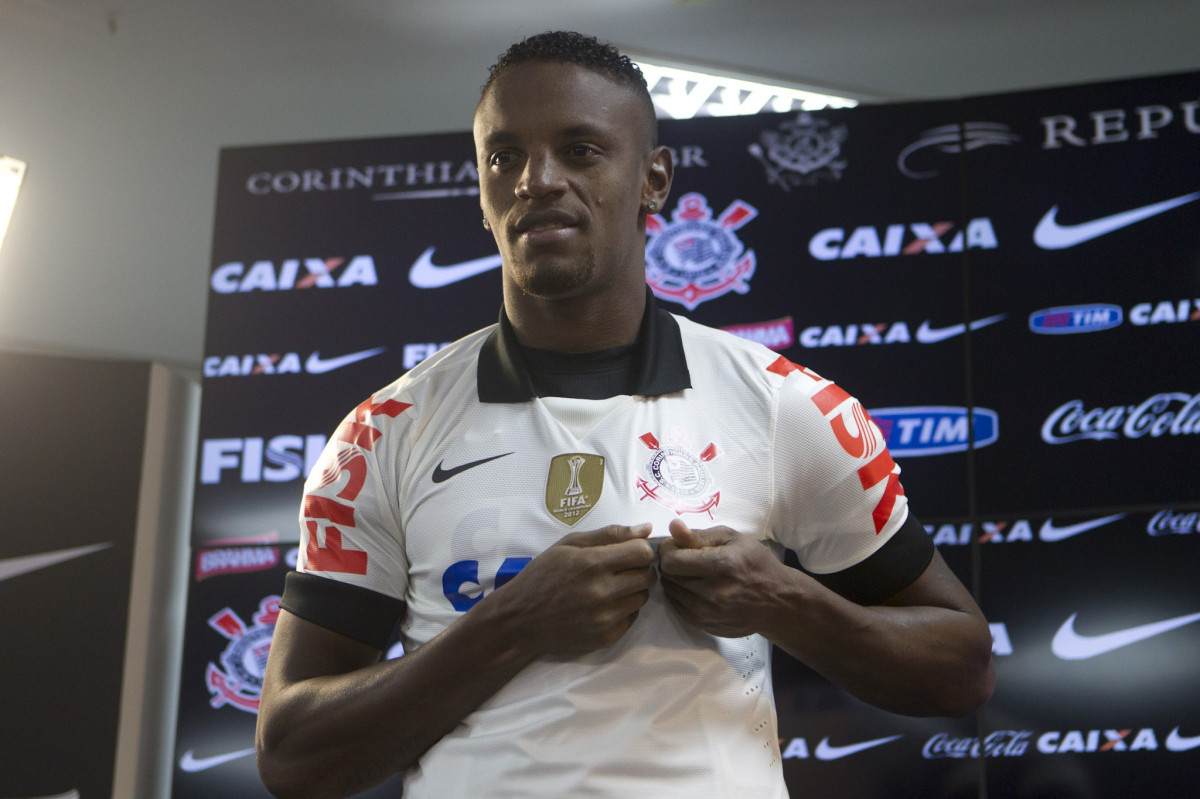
281, 571, 406, 649
803, 512, 934, 605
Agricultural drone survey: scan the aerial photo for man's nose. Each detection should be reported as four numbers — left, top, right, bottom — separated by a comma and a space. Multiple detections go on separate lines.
516, 153, 567, 199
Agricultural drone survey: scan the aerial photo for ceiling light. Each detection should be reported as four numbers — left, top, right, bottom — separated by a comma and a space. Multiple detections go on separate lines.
0, 155, 27, 254
634, 61, 858, 120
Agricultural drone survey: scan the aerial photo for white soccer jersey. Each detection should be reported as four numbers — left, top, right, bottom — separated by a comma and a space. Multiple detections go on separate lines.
295, 306, 913, 798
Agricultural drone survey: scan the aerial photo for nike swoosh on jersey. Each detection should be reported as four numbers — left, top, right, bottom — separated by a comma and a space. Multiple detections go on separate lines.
179, 747, 256, 772
1166, 728, 1200, 752
1038, 513, 1125, 542
1051, 610, 1200, 660
814, 734, 903, 760
915, 314, 1007, 343
305, 347, 386, 374
409, 247, 503, 288
0, 543, 112, 583
1033, 191, 1200, 250
432, 452, 514, 483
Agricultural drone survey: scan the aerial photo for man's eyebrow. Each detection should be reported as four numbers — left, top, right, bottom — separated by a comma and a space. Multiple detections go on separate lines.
478, 130, 518, 149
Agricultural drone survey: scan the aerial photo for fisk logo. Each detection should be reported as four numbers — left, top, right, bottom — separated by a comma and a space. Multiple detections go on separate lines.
808, 218, 997, 261
869, 406, 999, 457
203, 348, 386, 377
210, 256, 378, 293
201, 435, 327, 484
1029, 305, 1122, 334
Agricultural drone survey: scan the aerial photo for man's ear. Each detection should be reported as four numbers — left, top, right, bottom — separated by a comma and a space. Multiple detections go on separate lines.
643, 145, 674, 212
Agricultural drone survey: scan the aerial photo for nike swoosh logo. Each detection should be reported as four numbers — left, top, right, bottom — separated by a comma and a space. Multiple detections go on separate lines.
409, 247, 503, 288
432, 452, 514, 483
1038, 513, 1125, 542
1166, 727, 1200, 752
305, 347, 386, 374
916, 314, 1007, 343
814, 734, 903, 760
179, 747, 256, 772
1033, 191, 1200, 250
1051, 610, 1200, 660
0, 543, 112, 583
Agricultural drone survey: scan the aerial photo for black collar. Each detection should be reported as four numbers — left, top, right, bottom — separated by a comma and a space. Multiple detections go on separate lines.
477, 289, 692, 402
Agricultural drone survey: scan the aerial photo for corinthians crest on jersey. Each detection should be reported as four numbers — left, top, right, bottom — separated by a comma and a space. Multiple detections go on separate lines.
748, 112, 848, 189
635, 429, 722, 518
644, 192, 758, 311
205, 595, 280, 714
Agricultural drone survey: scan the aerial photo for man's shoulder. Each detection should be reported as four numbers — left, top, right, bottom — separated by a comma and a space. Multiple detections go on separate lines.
672, 313, 784, 378
343, 325, 494, 418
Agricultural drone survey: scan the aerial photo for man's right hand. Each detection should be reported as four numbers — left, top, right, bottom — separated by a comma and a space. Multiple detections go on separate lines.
492, 522, 658, 657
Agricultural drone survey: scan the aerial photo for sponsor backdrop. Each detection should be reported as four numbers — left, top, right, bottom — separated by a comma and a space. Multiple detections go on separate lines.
176, 70, 1199, 797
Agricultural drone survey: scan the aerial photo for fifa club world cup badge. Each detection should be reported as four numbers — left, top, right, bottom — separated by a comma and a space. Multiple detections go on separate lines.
748, 112, 848, 189
644, 192, 757, 311
545, 452, 606, 526
205, 595, 280, 714
635, 429, 722, 518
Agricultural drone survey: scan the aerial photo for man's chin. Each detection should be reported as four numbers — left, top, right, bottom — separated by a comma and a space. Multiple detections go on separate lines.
509, 262, 594, 300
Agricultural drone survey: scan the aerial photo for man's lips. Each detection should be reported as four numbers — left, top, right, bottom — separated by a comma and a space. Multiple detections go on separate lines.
514, 209, 579, 235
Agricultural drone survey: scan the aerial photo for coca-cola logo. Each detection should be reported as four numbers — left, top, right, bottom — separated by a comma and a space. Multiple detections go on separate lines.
1041, 393, 1200, 444
923, 730, 1031, 759
1148, 510, 1200, 536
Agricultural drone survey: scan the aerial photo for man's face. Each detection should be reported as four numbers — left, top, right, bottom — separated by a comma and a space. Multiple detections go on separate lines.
473, 61, 665, 300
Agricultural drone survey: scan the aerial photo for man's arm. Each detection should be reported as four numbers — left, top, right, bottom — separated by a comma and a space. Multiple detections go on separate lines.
657, 519, 995, 717
256, 524, 658, 799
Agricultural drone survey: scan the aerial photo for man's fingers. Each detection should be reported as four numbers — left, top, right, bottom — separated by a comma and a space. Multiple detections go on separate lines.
561, 522, 653, 548
667, 518, 737, 548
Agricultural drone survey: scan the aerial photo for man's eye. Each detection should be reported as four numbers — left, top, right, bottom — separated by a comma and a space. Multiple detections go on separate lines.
569, 145, 598, 158
489, 151, 513, 166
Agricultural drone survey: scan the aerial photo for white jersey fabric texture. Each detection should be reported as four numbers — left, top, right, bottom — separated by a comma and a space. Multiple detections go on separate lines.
296, 311, 911, 798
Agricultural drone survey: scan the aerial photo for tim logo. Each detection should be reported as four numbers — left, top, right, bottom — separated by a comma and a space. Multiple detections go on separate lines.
1030, 305, 1122, 334
644, 193, 757, 310
869, 406, 999, 457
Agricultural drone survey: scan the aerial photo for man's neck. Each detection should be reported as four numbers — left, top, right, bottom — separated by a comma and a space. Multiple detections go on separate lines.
503, 281, 646, 353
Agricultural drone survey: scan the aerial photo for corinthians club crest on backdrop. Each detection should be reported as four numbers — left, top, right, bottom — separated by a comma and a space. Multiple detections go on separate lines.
749, 112, 848, 189
644, 192, 758, 310
205, 595, 279, 714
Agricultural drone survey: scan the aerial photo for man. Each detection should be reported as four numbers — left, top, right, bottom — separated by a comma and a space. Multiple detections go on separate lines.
256, 31, 994, 799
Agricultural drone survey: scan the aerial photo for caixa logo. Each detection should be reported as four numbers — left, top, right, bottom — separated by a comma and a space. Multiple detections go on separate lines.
210, 255, 378, 293
201, 435, 327, 484
1041, 393, 1200, 444
868, 406, 999, 456
1029, 304, 1122, 334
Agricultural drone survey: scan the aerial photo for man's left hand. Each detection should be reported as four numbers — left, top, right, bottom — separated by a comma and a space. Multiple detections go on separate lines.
657, 518, 792, 638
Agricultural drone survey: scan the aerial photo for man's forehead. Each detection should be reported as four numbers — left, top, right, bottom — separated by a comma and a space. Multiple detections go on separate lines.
475, 61, 640, 123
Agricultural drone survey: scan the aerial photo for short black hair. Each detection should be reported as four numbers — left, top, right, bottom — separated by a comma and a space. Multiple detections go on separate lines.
481, 31, 658, 146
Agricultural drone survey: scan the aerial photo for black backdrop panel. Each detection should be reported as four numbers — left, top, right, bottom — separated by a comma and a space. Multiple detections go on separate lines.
173, 544, 406, 798
961, 72, 1200, 516
186, 69, 1200, 798
978, 510, 1199, 797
